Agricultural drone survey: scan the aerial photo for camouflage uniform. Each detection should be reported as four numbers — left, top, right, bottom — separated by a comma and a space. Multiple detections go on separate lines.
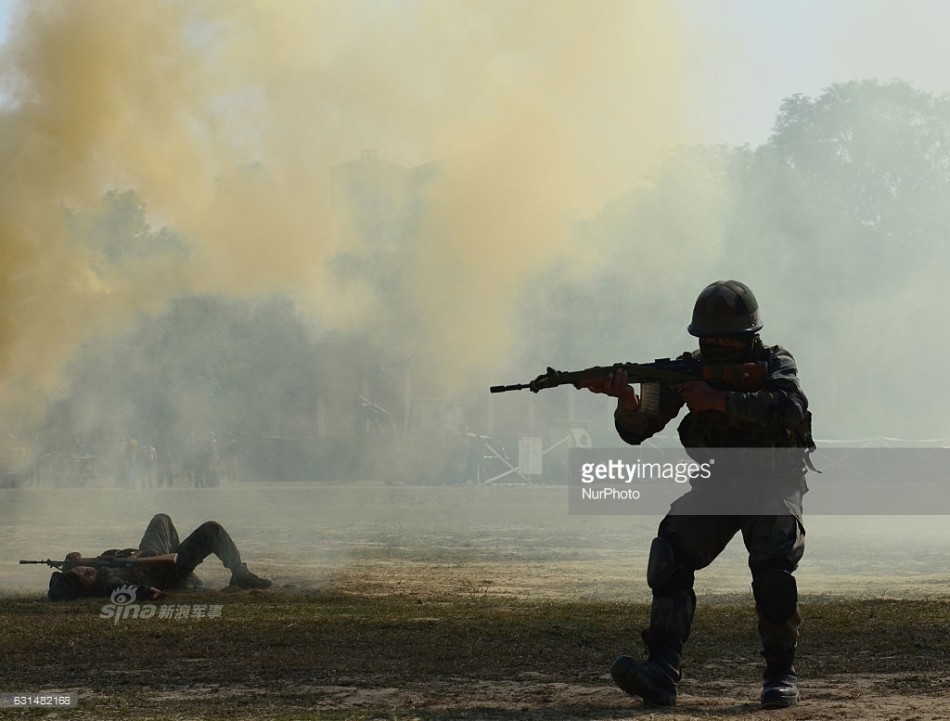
610, 281, 811, 709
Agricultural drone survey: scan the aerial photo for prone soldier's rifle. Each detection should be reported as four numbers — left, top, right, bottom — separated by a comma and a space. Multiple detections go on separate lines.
20, 554, 177, 571
490, 353, 767, 394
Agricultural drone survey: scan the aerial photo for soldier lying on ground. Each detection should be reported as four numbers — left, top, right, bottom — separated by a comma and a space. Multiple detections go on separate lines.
47, 513, 271, 601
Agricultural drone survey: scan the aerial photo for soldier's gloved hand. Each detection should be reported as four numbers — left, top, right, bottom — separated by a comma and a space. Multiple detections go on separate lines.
65, 551, 82, 561
673, 381, 727, 413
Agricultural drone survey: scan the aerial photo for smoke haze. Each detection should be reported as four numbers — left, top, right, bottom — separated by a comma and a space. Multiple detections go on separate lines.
0, 0, 693, 434
3, 2, 950, 600
0, 1, 946, 469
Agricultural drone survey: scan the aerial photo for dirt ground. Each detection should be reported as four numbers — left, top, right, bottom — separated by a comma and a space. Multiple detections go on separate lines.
2, 484, 950, 720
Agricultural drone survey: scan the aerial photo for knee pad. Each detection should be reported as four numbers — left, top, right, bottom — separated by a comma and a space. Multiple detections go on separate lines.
752, 568, 798, 624
647, 537, 676, 591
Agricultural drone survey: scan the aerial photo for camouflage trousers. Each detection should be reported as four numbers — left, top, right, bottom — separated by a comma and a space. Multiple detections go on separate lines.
646, 513, 804, 661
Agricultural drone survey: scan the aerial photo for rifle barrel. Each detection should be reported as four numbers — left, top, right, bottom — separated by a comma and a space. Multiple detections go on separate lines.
490, 358, 766, 395
489, 384, 529, 393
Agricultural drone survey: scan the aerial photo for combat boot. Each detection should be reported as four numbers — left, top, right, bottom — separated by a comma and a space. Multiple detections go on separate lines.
760, 653, 799, 708
229, 563, 272, 589
756, 599, 802, 709
610, 644, 681, 707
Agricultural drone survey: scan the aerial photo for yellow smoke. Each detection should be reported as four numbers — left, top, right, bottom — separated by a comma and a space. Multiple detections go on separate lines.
0, 0, 693, 437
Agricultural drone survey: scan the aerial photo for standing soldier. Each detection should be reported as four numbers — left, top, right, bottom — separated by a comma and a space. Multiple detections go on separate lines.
117, 437, 138, 489
185, 432, 200, 487
580, 280, 813, 709
203, 431, 220, 487
139, 442, 157, 489
225, 436, 239, 483
156, 441, 175, 488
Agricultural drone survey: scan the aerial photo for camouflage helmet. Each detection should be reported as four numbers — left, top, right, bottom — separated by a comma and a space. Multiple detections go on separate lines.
687, 280, 764, 337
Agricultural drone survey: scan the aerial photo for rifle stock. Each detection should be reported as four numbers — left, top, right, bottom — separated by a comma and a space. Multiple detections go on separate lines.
490, 355, 767, 394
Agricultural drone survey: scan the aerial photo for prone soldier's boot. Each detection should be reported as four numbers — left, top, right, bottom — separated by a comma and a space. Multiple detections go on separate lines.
610, 630, 681, 707
176, 521, 272, 590
229, 563, 272, 589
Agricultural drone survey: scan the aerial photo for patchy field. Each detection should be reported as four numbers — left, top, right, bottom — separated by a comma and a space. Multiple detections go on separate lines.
2, 591, 950, 720
2, 484, 950, 719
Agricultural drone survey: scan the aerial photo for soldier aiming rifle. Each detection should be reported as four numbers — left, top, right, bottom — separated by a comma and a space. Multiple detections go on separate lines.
493, 280, 815, 709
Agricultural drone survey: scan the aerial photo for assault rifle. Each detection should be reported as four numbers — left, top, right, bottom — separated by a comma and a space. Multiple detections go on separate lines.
20, 554, 177, 571
490, 353, 767, 393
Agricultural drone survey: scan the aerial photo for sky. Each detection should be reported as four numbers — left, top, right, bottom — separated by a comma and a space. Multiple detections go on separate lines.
1, 1, 950, 151
0, 1, 947, 150
680, 0, 950, 146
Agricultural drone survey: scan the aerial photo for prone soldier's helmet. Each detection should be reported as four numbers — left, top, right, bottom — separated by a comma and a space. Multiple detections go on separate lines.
687, 280, 763, 337
48, 571, 82, 601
